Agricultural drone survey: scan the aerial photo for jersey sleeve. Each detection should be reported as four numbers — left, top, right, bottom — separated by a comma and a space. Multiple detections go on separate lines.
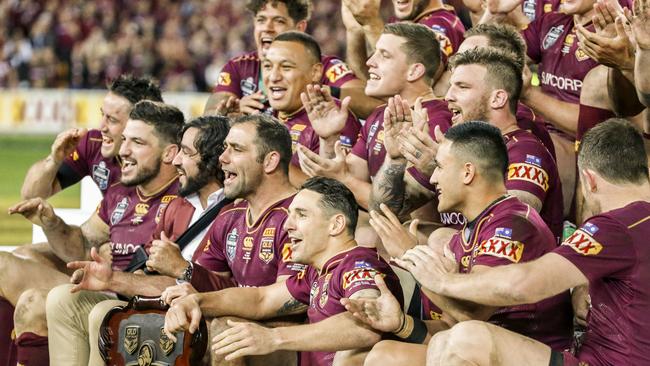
339, 106, 362, 149
553, 216, 635, 282
57, 133, 93, 189
97, 199, 110, 226
291, 127, 319, 167
473, 215, 546, 267
195, 219, 230, 273
426, 102, 452, 134
522, 16, 544, 63
351, 116, 373, 161
321, 58, 357, 88
505, 142, 550, 203
285, 268, 315, 305
213, 59, 243, 97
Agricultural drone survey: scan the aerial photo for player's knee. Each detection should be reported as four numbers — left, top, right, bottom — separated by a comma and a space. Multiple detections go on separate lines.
363, 340, 401, 366
13, 289, 48, 336
441, 321, 493, 364
45, 284, 75, 318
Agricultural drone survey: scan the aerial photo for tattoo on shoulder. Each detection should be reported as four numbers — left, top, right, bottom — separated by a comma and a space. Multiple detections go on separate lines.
276, 298, 307, 316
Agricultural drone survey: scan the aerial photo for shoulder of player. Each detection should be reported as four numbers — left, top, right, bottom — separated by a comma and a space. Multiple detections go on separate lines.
584, 205, 650, 234
338, 247, 389, 273
506, 131, 551, 157
320, 54, 345, 66
483, 199, 545, 237
228, 51, 260, 64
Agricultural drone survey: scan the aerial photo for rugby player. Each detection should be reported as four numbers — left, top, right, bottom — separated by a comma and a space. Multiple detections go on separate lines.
5, 100, 183, 365
45, 116, 231, 365
163, 177, 403, 366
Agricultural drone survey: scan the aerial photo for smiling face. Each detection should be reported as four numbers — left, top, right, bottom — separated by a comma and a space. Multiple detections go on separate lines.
253, 2, 300, 56
365, 34, 412, 98
118, 119, 164, 187
262, 40, 319, 113
392, 0, 430, 20
430, 140, 465, 213
283, 189, 333, 265
445, 64, 492, 125
173, 127, 213, 197
219, 122, 265, 200
99, 92, 132, 158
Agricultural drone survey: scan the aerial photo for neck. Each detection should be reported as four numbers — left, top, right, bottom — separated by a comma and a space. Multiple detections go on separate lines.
197, 182, 222, 209
461, 184, 508, 222
489, 110, 519, 135
312, 237, 357, 271
595, 181, 650, 214
245, 174, 296, 222
400, 85, 435, 106
138, 166, 178, 196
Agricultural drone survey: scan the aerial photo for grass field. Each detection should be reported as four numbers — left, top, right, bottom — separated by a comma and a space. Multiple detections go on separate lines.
0, 135, 80, 245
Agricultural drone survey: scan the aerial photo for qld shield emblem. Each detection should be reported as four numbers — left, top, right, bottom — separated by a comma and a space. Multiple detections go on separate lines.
542, 25, 564, 50
259, 237, 274, 263
159, 327, 175, 355
124, 325, 140, 354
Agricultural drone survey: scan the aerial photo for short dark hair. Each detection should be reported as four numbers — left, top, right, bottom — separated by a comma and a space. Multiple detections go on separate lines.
107, 75, 163, 105
246, 0, 312, 23
129, 101, 184, 146
465, 24, 527, 65
181, 116, 231, 185
273, 31, 322, 64
383, 23, 441, 84
578, 118, 649, 184
450, 48, 523, 114
301, 176, 359, 235
445, 121, 509, 183
231, 114, 292, 174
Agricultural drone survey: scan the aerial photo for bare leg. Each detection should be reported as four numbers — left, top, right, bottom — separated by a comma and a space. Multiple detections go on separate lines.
363, 340, 426, 366
0, 251, 68, 305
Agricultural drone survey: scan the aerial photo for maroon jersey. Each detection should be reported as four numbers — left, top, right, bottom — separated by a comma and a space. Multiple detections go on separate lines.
213, 51, 358, 114
521, 0, 560, 22
58, 129, 122, 192
554, 201, 650, 365
285, 246, 403, 366
351, 99, 452, 178
196, 195, 302, 287
523, 14, 599, 103
414, 6, 466, 58
277, 104, 361, 166
516, 103, 556, 160
504, 129, 563, 242
443, 196, 572, 349
97, 178, 179, 270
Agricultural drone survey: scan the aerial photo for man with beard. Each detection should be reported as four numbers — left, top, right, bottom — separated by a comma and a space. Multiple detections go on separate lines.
44, 115, 232, 366
5, 100, 183, 365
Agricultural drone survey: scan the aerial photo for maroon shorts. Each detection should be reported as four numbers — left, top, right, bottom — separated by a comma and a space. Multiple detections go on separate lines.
550, 350, 580, 366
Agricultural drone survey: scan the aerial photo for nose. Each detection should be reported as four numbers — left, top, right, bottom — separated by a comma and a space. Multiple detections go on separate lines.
172, 150, 183, 167
366, 52, 377, 68
219, 147, 230, 165
118, 138, 130, 158
99, 114, 109, 132
444, 87, 455, 103
268, 65, 282, 82
429, 166, 439, 186
283, 212, 295, 232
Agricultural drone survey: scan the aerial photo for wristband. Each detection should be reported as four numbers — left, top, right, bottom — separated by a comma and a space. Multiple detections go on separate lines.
330, 86, 341, 99
178, 261, 194, 282
393, 315, 428, 344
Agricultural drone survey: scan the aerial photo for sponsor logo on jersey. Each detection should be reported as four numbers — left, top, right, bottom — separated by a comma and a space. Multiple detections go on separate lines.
543, 25, 564, 49
218, 72, 231, 86
543, 3, 553, 12
540, 72, 583, 92
441, 211, 466, 226
354, 260, 373, 269
430, 25, 453, 55
460, 255, 471, 269
259, 236, 274, 263
203, 238, 212, 252
263, 228, 276, 237
92, 161, 110, 190
242, 236, 254, 261
161, 195, 176, 203
475, 237, 525, 263
111, 197, 129, 225
309, 280, 319, 308
282, 242, 293, 261
340, 135, 353, 148
319, 274, 332, 308
367, 119, 381, 142
226, 228, 238, 261
562, 226, 603, 255
525, 154, 542, 167
523, 0, 537, 20
326, 62, 353, 83
561, 34, 575, 54
508, 162, 550, 191
575, 47, 590, 61
495, 227, 513, 239
131, 203, 149, 225
342, 267, 381, 289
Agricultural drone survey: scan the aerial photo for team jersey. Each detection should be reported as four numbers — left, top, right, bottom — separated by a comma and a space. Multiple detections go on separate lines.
521, 0, 561, 22
413, 6, 466, 58
504, 129, 563, 242
351, 98, 452, 178
424, 196, 572, 349
285, 246, 403, 366
554, 201, 650, 365
97, 178, 179, 270
196, 195, 302, 287
57, 129, 122, 192
213, 51, 358, 114
276, 103, 361, 166
516, 103, 556, 160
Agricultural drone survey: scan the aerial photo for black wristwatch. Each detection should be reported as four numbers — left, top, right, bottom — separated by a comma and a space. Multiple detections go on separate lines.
178, 261, 194, 283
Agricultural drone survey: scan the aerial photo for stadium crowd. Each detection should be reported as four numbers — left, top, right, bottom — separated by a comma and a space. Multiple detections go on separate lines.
2, 0, 650, 365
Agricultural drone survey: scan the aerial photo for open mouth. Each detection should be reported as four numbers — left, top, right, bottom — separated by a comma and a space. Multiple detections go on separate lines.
449, 107, 462, 124
268, 86, 287, 100
223, 169, 238, 185
122, 159, 137, 174
260, 35, 274, 49
368, 72, 381, 81
290, 237, 303, 249
102, 135, 114, 146
394, 0, 411, 11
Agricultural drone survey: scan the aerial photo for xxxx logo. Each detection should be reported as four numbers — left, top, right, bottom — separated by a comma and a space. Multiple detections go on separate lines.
476, 237, 525, 263
562, 229, 603, 255
508, 163, 549, 191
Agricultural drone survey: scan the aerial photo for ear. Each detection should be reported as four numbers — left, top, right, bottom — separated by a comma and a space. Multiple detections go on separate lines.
162, 144, 179, 164
406, 63, 426, 82
311, 63, 323, 83
295, 20, 308, 32
490, 89, 509, 110
580, 168, 598, 193
329, 213, 347, 236
462, 162, 476, 185
263, 151, 282, 174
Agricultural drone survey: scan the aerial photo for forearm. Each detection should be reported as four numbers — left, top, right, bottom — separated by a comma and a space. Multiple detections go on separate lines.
421, 287, 496, 322
362, 20, 384, 55
608, 67, 645, 117
319, 136, 340, 159
341, 174, 372, 210
109, 272, 177, 297
370, 157, 408, 216
43, 218, 88, 262
635, 48, 650, 107
197, 288, 267, 320
522, 87, 579, 135
342, 87, 384, 119
273, 312, 380, 352
346, 29, 369, 82
21, 157, 62, 200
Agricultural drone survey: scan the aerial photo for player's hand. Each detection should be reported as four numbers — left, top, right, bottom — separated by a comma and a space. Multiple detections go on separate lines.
393, 245, 456, 293
147, 231, 187, 278
97, 243, 113, 265
571, 284, 591, 327
161, 282, 198, 305
622, 0, 650, 50
383, 95, 413, 159
8, 198, 59, 229
341, 0, 363, 31
576, 16, 634, 70
400, 123, 443, 178
213, 95, 241, 117
212, 320, 279, 360
301, 84, 351, 140
341, 275, 403, 333
239, 91, 266, 115
342, 0, 382, 27
369, 204, 419, 258
591, 0, 624, 38
485, 0, 523, 14
49, 128, 88, 164
67, 247, 114, 293
164, 293, 202, 342
297, 141, 349, 181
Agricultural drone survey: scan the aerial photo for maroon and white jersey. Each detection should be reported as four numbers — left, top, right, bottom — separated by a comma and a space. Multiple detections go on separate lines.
448, 196, 572, 349
97, 178, 179, 270
351, 99, 452, 178
414, 6, 466, 58
196, 195, 302, 287
554, 201, 650, 365
285, 246, 403, 366
521, 0, 561, 22
504, 129, 563, 242
58, 129, 122, 192
276, 103, 361, 167
213, 51, 358, 114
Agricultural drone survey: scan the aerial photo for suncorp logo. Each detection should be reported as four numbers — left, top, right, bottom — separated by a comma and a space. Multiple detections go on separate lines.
541, 72, 583, 92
